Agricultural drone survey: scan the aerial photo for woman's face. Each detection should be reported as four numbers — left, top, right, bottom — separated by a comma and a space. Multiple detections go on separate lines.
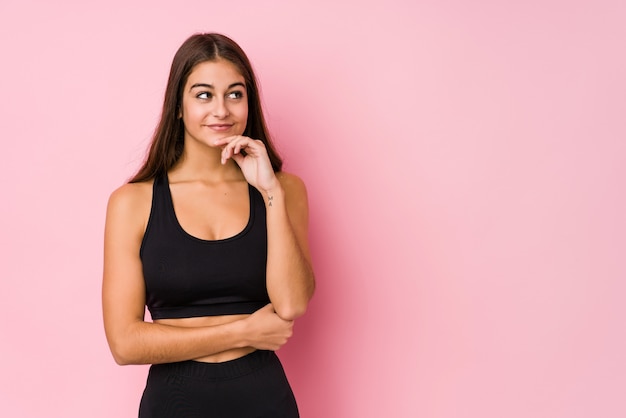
180, 59, 248, 148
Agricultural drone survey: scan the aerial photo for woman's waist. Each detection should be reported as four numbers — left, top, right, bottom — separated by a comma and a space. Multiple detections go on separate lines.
149, 349, 278, 379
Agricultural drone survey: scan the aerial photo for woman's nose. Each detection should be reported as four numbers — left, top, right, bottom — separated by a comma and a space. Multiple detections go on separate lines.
212, 98, 229, 118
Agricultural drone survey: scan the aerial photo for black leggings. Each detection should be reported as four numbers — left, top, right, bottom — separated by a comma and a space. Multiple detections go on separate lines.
139, 350, 299, 418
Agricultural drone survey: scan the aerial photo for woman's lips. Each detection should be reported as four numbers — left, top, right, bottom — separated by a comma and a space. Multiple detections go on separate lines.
206, 124, 233, 132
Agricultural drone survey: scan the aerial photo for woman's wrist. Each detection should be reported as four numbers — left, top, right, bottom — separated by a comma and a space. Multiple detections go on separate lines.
260, 181, 284, 207
227, 317, 251, 349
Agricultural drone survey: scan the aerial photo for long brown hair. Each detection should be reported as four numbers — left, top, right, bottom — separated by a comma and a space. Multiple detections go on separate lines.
130, 33, 282, 183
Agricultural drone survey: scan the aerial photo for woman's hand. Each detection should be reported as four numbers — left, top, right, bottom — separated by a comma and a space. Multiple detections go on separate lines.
214, 135, 280, 193
242, 304, 294, 351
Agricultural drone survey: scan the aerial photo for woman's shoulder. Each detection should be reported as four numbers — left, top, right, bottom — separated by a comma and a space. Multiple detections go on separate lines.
275, 171, 309, 210
109, 180, 153, 204
276, 171, 307, 196
106, 180, 154, 224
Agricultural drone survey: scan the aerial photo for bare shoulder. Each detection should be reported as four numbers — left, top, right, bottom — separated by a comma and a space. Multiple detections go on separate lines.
276, 172, 309, 231
106, 181, 153, 230
108, 181, 152, 209
276, 171, 308, 200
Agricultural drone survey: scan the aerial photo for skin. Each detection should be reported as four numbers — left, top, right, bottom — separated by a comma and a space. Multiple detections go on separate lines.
102, 59, 315, 365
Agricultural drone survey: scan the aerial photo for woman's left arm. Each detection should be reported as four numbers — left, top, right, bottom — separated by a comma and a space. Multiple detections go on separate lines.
217, 135, 316, 320
263, 172, 315, 320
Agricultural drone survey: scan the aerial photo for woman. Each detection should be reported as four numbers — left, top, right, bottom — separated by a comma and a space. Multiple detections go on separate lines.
102, 33, 315, 417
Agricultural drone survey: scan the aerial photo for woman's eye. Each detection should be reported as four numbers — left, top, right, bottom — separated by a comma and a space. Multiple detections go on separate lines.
197, 92, 212, 99
227, 91, 243, 99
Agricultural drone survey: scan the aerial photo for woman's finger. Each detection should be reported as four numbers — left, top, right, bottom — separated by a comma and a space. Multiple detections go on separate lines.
222, 137, 264, 161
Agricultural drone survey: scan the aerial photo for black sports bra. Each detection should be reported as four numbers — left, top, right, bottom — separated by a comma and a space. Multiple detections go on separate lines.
140, 175, 270, 320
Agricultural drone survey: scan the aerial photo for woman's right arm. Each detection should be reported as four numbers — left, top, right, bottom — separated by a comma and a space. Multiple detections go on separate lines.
102, 184, 293, 365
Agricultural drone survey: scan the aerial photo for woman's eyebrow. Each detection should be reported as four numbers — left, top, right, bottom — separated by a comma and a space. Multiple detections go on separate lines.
190, 83, 213, 90
189, 82, 245, 91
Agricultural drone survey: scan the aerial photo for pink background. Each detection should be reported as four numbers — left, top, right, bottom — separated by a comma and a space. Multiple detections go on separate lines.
1, 0, 625, 417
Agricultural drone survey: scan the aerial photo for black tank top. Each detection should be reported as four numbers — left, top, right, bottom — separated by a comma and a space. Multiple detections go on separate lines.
140, 175, 270, 320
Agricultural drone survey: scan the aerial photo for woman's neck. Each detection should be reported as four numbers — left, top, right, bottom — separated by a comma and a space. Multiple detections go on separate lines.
170, 142, 244, 183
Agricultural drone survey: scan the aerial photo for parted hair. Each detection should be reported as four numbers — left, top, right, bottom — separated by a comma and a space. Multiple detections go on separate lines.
130, 33, 282, 183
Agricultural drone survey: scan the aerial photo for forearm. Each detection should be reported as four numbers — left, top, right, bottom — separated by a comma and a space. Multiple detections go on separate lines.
109, 319, 247, 365
263, 185, 315, 320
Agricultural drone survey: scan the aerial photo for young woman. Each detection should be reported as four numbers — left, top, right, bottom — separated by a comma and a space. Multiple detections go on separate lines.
102, 33, 315, 417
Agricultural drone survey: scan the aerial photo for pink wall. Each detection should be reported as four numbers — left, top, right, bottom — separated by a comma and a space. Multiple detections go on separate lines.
1, 0, 625, 416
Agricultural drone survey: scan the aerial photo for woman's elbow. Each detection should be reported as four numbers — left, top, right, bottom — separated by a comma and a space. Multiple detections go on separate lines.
278, 282, 315, 320
275, 305, 307, 321
275, 295, 312, 320
112, 353, 132, 366
109, 339, 136, 365
106, 330, 143, 365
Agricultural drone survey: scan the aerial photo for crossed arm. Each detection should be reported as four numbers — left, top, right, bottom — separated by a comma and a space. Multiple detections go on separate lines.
102, 169, 314, 365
